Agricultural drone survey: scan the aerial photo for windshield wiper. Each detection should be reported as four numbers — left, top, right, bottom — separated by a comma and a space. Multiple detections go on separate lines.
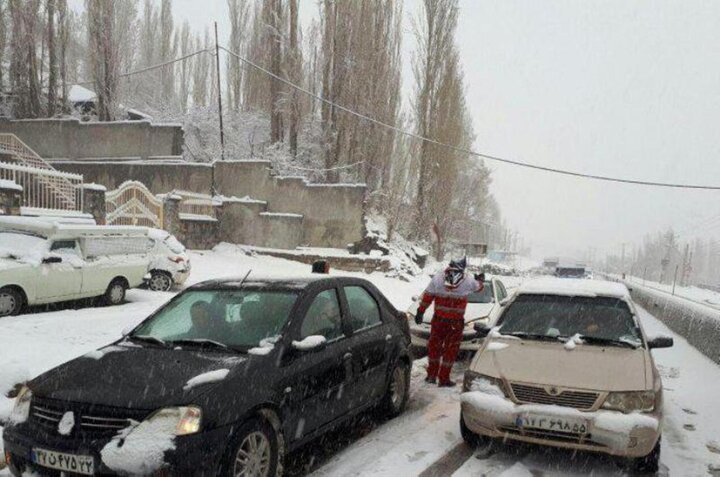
576, 335, 639, 349
503, 332, 562, 342
170, 338, 232, 351
127, 335, 167, 347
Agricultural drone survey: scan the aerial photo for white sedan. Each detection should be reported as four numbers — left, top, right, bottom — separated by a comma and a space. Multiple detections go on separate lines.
408, 277, 510, 351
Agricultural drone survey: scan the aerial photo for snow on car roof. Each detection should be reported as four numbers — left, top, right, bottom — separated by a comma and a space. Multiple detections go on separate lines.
518, 277, 630, 300
0, 216, 149, 238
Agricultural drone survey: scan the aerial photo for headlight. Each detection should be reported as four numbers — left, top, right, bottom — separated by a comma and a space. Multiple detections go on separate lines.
9, 385, 32, 424
602, 391, 656, 413
463, 371, 506, 397
465, 318, 488, 330
146, 406, 202, 436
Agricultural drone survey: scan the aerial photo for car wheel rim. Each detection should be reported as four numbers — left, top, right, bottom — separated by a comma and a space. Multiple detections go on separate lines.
390, 365, 406, 408
234, 431, 271, 477
149, 274, 171, 291
0, 293, 16, 316
109, 285, 124, 304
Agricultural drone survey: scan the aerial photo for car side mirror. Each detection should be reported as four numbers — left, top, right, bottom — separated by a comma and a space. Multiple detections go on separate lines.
42, 256, 62, 264
647, 335, 674, 349
473, 322, 491, 337
292, 335, 327, 352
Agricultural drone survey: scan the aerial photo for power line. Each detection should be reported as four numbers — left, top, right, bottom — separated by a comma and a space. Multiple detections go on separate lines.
220, 45, 720, 191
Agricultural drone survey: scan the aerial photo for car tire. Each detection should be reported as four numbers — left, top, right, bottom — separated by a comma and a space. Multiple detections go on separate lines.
460, 413, 490, 447
379, 359, 410, 418
629, 436, 661, 474
148, 271, 173, 292
103, 279, 127, 306
0, 287, 23, 317
221, 418, 280, 477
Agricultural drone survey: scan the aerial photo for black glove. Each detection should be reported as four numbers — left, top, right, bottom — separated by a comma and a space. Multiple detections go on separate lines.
474, 272, 486, 283
415, 309, 425, 325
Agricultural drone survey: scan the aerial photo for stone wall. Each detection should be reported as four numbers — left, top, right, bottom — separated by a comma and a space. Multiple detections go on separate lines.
52, 160, 366, 249
628, 282, 720, 365
0, 118, 183, 160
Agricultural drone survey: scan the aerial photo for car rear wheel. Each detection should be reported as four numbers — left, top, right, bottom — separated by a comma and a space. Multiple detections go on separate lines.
103, 280, 127, 306
148, 271, 173, 292
0, 287, 22, 317
222, 418, 280, 477
629, 436, 661, 474
379, 359, 410, 417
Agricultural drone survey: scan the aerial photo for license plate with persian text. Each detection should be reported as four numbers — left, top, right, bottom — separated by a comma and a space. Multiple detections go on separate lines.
31, 447, 94, 475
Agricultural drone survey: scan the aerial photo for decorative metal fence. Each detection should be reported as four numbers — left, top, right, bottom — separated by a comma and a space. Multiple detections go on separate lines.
106, 181, 164, 227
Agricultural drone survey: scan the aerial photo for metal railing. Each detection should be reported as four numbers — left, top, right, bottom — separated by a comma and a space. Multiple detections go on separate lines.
0, 160, 84, 212
0, 133, 84, 212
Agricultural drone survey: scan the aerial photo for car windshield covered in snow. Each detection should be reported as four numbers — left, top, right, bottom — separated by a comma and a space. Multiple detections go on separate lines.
468, 282, 494, 303
0, 232, 47, 262
131, 289, 298, 350
497, 294, 642, 347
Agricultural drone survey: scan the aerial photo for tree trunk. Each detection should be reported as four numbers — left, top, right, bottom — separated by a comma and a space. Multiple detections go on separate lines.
269, 0, 283, 144
288, 0, 299, 156
47, 0, 57, 116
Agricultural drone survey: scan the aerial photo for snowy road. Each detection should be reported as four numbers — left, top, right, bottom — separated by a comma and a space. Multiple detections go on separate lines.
1, 247, 719, 476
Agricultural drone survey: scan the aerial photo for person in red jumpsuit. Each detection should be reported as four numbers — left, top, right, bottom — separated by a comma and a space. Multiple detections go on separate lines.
415, 258, 484, 387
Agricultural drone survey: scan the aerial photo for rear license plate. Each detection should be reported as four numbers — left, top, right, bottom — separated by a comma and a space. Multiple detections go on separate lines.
515, 413, 589, 434
31, 448, 94, 475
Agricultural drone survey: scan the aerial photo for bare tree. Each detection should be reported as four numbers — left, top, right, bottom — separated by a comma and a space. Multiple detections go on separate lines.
177, 20, 192, 112
159, 0, 175, 103
57, 0, 68, 106
227, 0, 250, 110
9, 0, 42, 118
86, 0, 118, 121
269, 0, 283, 144
286, 0, 300, 156
46, 0, 57, 115
0, 1, 7, 92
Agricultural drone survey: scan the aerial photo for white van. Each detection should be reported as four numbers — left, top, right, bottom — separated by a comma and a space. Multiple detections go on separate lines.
0, 217, 151, 317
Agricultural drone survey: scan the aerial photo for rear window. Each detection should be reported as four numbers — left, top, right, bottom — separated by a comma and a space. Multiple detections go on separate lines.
498, 294, 641, 346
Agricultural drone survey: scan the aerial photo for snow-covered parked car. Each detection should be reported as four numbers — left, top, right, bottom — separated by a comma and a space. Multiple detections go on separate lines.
460, 278, 674, 473
2, 274, 412, 476
407, 276, 510, 352
145, 228, 191, 291
0, 217, 150, 316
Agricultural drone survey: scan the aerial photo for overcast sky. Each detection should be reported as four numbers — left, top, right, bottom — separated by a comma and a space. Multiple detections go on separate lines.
126, 1, 720, 260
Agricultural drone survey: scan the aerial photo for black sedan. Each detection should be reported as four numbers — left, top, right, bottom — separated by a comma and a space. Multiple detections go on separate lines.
3, 275, 412, 476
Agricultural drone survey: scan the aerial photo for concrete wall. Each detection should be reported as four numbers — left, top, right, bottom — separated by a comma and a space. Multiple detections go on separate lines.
52, 159, 366, 248
628, 282, 720, 365
53, 161, 213, 194
0, 118, 183, 160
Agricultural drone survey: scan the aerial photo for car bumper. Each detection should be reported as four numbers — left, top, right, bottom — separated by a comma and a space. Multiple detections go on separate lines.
460, 392, 661, 458
3, 421, 231, 476
409, 322, 486, 351
172, 268, 191, 286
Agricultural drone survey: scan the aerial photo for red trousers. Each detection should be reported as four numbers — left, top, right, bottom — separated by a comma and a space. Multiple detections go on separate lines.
427, 317, 464, 383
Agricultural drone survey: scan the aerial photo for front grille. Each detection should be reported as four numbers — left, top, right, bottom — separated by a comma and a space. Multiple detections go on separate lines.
30, 397, 149, 437
499, 425, 606, 448
510, 383, 599, 410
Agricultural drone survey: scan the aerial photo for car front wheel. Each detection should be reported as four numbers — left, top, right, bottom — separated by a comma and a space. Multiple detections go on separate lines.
0, 287, 22, 317
148, 271, 173, 292
222, 418, 280, 477
103, 280, 127, 306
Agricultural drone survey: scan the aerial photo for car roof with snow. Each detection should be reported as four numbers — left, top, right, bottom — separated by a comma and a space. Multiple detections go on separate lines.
0, 216, 148, 239
189, 275, 355, 291
517, 277, 630, 300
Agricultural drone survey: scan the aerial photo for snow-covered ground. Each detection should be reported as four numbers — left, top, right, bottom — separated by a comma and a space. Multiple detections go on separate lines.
625, 274, 720, 310
1, 247, 719, 476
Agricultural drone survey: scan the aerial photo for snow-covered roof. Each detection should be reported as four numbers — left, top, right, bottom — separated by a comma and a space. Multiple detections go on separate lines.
68, 85, 97, 103
518, 277, 630, 300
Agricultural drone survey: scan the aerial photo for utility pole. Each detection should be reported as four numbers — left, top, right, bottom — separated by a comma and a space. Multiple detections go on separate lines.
672, 264, 679, 295
214, 22, 225, 162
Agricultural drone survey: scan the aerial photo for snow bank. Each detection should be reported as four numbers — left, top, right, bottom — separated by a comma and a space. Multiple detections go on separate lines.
100, 416, 176, 476
499, 462, 534, 477
292, 335, 326, 351
182, 369, 230, 391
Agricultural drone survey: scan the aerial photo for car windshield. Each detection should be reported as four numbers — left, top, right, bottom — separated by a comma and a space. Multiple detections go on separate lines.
0, 232, 47, 263
131, 289, 298, 350
164, 235, 185, 254
468, 282, 494, 303
498, 294, 642, 346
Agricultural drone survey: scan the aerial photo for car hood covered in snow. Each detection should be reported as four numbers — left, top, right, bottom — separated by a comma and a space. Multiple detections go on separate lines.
30, 344, 248, 409
473, 339, 651, 391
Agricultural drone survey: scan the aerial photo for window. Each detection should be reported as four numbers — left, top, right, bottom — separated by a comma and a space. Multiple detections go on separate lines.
50, 240, 77, 252
496, 281, 508, 301
468, 282, 494, 303
300, 289, 344, 340
131, 289, 298, 350
345, 286, 381, 332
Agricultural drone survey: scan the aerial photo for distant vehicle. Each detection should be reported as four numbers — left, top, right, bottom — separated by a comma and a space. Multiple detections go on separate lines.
555, 266, 586, 278
0, 218, 150, 317
461, 278, 673, 473
407, 277, 510, 352
145, 228, 191, 291
3, 275, 412, 476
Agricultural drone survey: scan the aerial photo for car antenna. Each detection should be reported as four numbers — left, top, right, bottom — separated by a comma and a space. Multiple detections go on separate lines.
238, 269, 252, 288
